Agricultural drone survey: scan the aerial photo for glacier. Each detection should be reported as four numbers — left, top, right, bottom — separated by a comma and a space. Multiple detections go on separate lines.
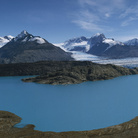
72, 51, 138, 68
54, 43, 138, 68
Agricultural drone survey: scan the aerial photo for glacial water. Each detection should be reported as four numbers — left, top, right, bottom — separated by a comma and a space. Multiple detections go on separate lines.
0, 75, 138, 132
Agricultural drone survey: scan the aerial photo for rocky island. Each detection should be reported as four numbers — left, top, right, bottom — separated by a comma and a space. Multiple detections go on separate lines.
22, 63, 138, 85
0, 111, 138, 138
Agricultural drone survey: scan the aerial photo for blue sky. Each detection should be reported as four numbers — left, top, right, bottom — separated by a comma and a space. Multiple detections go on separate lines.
1, 0, 138, 43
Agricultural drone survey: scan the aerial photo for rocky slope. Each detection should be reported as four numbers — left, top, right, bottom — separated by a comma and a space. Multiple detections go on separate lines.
0, 111, 138, 138
0, 31, 73, 64
101, 45, 138, 58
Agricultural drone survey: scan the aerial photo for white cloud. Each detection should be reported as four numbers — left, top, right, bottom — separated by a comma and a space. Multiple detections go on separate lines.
120, 7, 138, 18
73, 0, 138, 32
119, 4, 138, 26
72, 10, 103, 32
79, 10, 100, 22
73, 20, 103, 31
105, 13, 110, 18
78, 0, 126, 15
72, 0, 128, 32
121, 17, 138, 27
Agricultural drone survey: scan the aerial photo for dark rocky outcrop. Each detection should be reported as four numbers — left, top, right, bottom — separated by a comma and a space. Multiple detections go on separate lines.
0, 111, 138, 138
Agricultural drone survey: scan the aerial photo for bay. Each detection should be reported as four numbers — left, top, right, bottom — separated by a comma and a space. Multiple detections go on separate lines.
0, 75, 138, 132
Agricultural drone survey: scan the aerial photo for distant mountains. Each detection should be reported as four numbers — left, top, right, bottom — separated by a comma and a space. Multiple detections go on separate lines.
56, 34, 138, 58
0, 31, 73, 64
1, 31, 138, 64
124, 38, 138, 46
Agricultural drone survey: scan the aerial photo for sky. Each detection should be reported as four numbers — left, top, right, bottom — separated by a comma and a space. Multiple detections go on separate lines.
1, 0, 138, 43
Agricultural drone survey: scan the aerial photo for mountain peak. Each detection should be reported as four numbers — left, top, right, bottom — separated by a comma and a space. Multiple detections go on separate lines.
93, 33, 106, 39
13, 30, 32, 42
11, 30, 47, 45
124, 38, 138, 46
21, 30, 28, 34
17, 30, 29, 38
88, 33, 106, 47
4, 35, 14, 40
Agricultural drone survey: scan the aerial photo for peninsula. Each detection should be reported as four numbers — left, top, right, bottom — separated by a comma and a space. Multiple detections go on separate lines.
0, 61, 138, 85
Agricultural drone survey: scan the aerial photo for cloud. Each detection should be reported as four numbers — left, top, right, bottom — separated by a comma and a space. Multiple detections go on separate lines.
72, 0, 138, 32
78, 0, 126, 15
105, 13, 110, 18
120, 6, 138, 26
121, 17, 138, 27
72, 0, 127, 32
120, 6, 138, 18
72, 9, 103, 32
73, 20, 103, 31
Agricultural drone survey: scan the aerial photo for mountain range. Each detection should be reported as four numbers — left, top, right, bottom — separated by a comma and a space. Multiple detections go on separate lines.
1, 31, 138, 64
55, 33, 138, 58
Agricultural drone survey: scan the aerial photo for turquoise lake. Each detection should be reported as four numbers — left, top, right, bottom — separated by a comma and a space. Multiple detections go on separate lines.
0, 75, 138, 132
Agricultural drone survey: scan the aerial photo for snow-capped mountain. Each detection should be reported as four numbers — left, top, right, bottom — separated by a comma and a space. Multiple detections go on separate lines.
88, 33, 106, 48
124, 38, 138, 46
0, 35, 14, 48
0, 30, 73, 64
56, 33, 124, 55
13, 30, 46, 44
55, 36, 89, 52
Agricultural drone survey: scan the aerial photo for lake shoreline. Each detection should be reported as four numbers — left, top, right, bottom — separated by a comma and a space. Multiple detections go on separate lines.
0, 110, 138, 138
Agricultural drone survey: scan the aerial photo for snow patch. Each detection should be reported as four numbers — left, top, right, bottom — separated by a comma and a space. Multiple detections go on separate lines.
29, 37, 45, 44
54, 43, 64, 47
22, 37, 28, 42
0, 36, 14, 48
54, 43, 68, 52
103, 39, 124, 51
85, 44, 90, 52
93, 33, 101, 37
4, 35, 14, 40
14, 30, 28, 41
64, 41, 88, 51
